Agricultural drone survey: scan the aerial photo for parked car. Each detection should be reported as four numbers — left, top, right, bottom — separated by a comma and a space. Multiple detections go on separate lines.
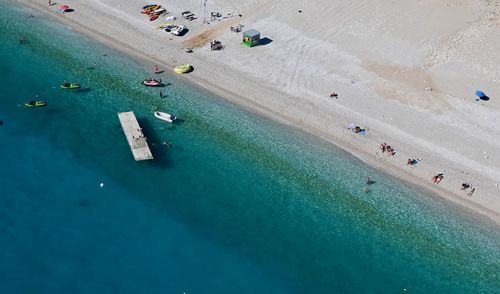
171, 25, 187, 36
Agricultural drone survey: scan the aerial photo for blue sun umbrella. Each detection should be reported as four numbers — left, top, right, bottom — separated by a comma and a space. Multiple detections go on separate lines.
475, 90, 486, 98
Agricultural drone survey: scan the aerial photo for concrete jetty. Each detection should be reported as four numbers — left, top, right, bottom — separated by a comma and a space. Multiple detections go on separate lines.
118, 111, 153, 161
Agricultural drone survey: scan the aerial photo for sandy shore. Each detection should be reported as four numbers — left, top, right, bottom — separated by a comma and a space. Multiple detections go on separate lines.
17, 0, 500, 225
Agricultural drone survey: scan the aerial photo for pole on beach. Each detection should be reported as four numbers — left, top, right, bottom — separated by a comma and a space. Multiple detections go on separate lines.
200, 0, 207, 24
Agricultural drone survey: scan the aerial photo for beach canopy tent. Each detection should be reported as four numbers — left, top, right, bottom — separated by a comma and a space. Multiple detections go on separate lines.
475, 90, 490, 101
242, 29, 261, 47
475, 90, 486, 98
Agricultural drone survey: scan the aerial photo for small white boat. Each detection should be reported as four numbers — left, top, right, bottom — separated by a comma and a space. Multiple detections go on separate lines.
154, 111, 176, 123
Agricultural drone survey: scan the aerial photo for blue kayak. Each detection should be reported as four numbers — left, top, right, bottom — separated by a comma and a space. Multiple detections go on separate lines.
142, 4, 157, 9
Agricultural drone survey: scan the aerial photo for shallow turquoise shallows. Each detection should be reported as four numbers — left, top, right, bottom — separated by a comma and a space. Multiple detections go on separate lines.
0, 3, 499, 293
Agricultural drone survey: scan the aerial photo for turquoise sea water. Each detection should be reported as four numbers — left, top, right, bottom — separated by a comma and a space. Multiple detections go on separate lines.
0, 3, 499, 293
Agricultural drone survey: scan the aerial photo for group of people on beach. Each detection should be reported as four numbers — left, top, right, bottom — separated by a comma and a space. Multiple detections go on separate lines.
461, 183, 476, 196
379, 143, 395, 156
407, 158, 418, 166
348, 125, 366, 134
378, 142, 476, 195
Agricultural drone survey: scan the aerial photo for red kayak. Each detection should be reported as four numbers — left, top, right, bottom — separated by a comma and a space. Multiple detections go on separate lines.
150, 15, 159, 21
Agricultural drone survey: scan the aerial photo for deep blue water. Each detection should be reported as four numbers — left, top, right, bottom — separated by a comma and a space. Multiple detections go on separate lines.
0, 3, 499, 293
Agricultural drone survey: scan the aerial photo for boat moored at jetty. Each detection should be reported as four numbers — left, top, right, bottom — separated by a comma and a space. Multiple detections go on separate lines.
154, 111, 176, 123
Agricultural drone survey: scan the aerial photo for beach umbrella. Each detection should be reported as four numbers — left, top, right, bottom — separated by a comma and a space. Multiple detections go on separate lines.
475, 90, 486, 98
59, 5, 70, 11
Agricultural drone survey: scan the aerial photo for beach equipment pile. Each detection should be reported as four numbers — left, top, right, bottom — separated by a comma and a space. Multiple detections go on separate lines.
141, 4, 168, 21
141, 5, 187, 36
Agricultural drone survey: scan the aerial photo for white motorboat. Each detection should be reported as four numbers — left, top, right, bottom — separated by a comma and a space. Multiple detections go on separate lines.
154, 111, 176, 123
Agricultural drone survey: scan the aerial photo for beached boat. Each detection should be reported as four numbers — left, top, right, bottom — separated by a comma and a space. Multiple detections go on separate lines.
151, 8, 166, 16
174, 64, 193, 74
142, 4, 157, 10
142, 5, 160, 14
142, 79, 162, 87
60, 83, 81, 89
154, 111, 176, 123
24, 101, 46, 107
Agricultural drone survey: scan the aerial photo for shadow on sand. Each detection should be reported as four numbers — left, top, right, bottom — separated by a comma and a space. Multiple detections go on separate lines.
259, 37, 273, 46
